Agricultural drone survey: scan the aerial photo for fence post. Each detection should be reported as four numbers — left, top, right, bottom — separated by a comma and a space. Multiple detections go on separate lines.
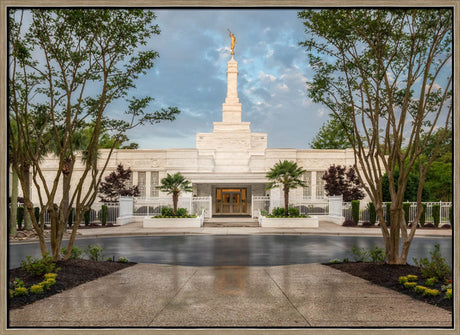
119, 196, 133, 217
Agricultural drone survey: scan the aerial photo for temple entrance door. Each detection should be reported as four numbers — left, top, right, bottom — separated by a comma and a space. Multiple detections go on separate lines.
216, 188, 247, 215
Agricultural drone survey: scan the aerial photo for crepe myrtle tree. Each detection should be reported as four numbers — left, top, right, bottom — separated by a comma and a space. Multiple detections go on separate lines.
266, 160, 307, 217
157, 173, 192, 216
8, 9, 180, 260
299, 9, 452, 264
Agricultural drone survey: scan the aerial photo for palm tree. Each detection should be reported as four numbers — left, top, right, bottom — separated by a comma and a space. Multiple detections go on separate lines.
266, 160, 307, 217
158, 172, 192, 216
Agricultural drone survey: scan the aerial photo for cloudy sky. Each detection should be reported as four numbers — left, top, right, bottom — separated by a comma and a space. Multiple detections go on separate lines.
119, 9, 327, 149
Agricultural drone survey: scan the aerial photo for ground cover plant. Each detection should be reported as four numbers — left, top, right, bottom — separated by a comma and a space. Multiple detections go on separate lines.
8, 247, 135, 310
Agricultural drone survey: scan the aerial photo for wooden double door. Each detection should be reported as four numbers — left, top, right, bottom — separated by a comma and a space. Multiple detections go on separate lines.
216, 188, 247, 215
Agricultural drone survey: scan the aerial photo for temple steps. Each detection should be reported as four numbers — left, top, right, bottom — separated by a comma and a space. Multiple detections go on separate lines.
203, 217, 259, 227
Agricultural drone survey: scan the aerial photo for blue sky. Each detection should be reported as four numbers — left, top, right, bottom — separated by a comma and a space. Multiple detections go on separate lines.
120, 9, 327, 149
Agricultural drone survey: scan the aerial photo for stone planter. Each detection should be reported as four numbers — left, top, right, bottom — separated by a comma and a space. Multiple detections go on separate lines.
259, 216, 319, 228
143, 216, 203, 228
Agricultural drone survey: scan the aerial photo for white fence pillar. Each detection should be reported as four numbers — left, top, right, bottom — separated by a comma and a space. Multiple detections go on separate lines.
119, 196, 133, 217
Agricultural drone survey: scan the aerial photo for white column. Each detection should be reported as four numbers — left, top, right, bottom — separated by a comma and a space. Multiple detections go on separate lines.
145, 172, 151, 199
119, 196, 133, 217
311, 171, 317, 201
222, 57, 242, 123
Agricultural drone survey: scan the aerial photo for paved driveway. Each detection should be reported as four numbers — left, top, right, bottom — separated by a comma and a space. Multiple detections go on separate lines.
9, 263, 452, 328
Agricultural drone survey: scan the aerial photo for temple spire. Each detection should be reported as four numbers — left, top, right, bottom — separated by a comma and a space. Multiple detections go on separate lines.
222, 56, 242, 123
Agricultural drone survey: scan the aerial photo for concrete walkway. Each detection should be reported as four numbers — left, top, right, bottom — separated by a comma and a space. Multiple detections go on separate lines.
9, 263, 452, 328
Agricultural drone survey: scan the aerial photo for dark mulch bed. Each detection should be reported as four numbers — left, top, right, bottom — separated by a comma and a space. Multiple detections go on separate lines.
327, 262, 452, 312
8, 259, 136, 310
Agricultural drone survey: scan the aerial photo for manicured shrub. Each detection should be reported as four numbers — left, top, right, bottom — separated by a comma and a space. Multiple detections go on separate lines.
403, 203, 411, 225
44, 273, 57, 280
14, 287, 28, 296
413, 244, 451, 281
60, 246, 83, 260
84, 209, 91, 226
272, 207, 286, 216
329, 259, 341, 264
404, 282, 417, 289
67, 208, 75, 228
369, 246, 386, 262
414, 285, 427, 294
85, 244, 104, 261
161, 207, 174, 217
398, 276, 408, 284
385, 203, 391, 225
422, 288, 440, 297
432, 204, 440, 227
41, 278, 56, 290
425, 277, 437, 287
420, 203, 427, 227
351, 200, 360, 224
101, 205, 108, 226
17, 206, 24, 230
288, 206, 300, 217
117, 257, 129, 263
34, 207, 40, 223
176, 208, 188, 216
30, 284, 44, 294
350, 245, 369, 262
445, 289, 452, 300
368, 202, 376, 225
20, 253, 57, 276
407, 274, 418, 282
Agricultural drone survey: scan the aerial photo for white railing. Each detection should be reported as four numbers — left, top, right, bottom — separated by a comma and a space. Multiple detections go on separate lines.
133, 196, 212, 217
343, 201, 452, 225
251, 196, 270, 218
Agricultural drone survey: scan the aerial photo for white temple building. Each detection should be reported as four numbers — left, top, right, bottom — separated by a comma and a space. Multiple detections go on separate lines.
24, 54, 359, 218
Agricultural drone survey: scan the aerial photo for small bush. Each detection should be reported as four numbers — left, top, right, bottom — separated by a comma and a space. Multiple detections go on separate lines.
60, 246, 83, 260
351, 200, 360, 224
272, 207, 286, 216
17, 207, 24, 230
30, 284, 44, 294
404, 282, 417, 289
85, 244, 104, 261
368, 202, 376, 225
14, 287, 28, 296
445, 289, 452, 300
44, 273, 57, 280
414, 285, 427, 294
407, 274, 418, 282
118, 257, 129, 263
398, 276, 408, 284
422, 288, 440, 297
20, 253, 57, 276
161, 207, 174, 216
101, 205, 108, 226
342, 219, 357, 227
403, 203, 411, 225
41, 278, 56, 290
176, 208, 188, 216
425, 277, 437, 287
329, 259, 341, 264
420, 203, 427, 227
350, 245, 370, 262
288, 206, 300, 217
413, 244, 451, 281
84, 209, 91, 226
432, 204, 440, 227
369, 246, 386, 262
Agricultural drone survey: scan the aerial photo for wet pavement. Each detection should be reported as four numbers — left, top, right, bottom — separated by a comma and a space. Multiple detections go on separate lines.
9, 263, 452, 328
9, 234, 452, 269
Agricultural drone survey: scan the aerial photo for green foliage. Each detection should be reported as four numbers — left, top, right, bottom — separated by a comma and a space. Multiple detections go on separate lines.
404, 282, 417, 289
310, 116, 352, 149
176, 208, 188, 216
414, 285, 427, 294
17, 206, 24, 229
425, 277, 437, 287
350, 245, 369, 262
289, 207, 300, 217
368, 202, 376, 225
161, 207, 174, 216
14, 287, 28, 296
329, 259, 341, 264
30, 284, 44, 294
60, 246, 83, 260
158, 172, 192, 215
445, 289, 452, 299
40, 278, 56, 290
420, 203, 427, 227
403, 203, 411, 225
382, 171, 429, 202
406, 275, 418, 282
351, 200, 360, 224
85, 244, 104, 261
118, 257, 129, 263
368, 246, 386, 262
34, 207, 40, 223
272, 207, 286, 216
432, 204, 440, 227
398, 276, 408, 284
84, 209, 91, 226
44, 273, 57, 280
413, 244, 451, 281
20, 253, 57, 276
422, 288, 440, 297
101, 205, 108, 226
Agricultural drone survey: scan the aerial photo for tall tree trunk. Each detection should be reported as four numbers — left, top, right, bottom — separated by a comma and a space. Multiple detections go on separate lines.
283, 186, 289, 217
173, 192, 178, 216
22, 163, 33, 231
9, 167, 18, 236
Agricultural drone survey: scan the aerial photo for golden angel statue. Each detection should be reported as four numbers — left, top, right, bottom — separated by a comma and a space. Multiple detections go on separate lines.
227, 29, 237, 55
